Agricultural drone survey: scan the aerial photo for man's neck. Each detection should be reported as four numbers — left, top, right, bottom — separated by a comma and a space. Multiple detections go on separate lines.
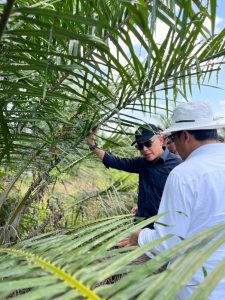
189, 139, 218, 157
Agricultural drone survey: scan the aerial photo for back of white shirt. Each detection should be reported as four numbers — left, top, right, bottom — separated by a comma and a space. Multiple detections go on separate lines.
138, 143, 225, 299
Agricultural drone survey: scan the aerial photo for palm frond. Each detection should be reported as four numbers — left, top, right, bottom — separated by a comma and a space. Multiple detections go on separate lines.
0, 217, 225, 299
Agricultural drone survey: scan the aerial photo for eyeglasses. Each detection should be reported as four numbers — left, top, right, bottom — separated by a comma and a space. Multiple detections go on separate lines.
135, 136, 158, 151
166, 133, 177, 143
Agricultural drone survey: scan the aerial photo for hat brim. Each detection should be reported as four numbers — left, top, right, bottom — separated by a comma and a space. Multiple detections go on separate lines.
131, 132, 155, 146
163, 120, 225, 135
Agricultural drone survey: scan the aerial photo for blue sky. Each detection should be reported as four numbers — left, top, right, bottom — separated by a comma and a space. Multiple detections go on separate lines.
125, 0, 225, 125
1, 0, 224, 123
191, 0, 225, 117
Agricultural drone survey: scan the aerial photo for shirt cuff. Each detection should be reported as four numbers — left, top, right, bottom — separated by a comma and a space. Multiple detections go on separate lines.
138, 228, 154, 258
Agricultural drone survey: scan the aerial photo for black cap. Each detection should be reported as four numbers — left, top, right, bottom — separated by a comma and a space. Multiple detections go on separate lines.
131, 123, 160, 146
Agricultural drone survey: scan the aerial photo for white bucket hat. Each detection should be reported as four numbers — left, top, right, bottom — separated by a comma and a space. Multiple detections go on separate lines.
163, 102, 225, 135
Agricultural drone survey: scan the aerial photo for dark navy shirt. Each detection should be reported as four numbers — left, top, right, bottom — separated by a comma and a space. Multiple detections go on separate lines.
103, 148, 182, 228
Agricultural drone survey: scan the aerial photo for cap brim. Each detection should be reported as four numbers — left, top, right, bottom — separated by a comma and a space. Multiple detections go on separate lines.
131, 132, 155, 146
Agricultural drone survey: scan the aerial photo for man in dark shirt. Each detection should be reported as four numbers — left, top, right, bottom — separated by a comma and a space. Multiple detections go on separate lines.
87, 123, 182, 232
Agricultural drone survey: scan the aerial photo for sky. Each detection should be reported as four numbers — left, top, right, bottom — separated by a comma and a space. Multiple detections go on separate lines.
189, 0, 225, 117
0, 0, 224, 123
127, 0, 225, 125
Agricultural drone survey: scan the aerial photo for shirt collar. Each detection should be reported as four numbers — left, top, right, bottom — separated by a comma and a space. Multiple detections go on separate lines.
160, 147, 170, 162
144, 147, 169, 164
186, 143, 225, 161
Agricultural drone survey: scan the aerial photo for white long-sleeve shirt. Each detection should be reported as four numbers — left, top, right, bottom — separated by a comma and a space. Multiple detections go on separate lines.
138, 143, 225, 299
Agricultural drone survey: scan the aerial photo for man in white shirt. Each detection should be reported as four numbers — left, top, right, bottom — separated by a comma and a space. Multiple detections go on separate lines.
131, 102, 225, 299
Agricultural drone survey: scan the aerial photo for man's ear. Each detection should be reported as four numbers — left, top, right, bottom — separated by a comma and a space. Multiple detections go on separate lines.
158, 135, 164, 145
183, 131, 191, 142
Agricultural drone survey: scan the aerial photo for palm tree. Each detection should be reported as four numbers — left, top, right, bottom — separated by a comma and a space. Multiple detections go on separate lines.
0, 1, 225, 297
0, 215, 225, 299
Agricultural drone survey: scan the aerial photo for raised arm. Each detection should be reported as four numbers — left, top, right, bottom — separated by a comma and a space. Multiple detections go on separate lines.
86, 131, 105, 161
87, 131, 141, 173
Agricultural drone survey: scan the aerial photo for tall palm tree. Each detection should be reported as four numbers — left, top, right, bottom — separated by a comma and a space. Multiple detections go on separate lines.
0, 0, 224, 169
0, 0, 224, 239
0, 0, 224, 234
1, 1, 225, 298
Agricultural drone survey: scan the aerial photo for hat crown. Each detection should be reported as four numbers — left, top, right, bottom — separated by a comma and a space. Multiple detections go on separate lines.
172, 102, 213, 124
131, 123, 159, 145
163, 101, 225, 135
135, 123, 159, 136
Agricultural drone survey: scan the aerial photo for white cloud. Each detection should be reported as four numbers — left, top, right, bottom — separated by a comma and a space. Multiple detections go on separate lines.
108, 39, 129, 66
128, 26, 144, 47
204, 16, 225, 33
217, 103, 225, 117
216, 16, 224, 26
219, 100, 225, 106
207, 99, 225, 117
154, 20, 169, 45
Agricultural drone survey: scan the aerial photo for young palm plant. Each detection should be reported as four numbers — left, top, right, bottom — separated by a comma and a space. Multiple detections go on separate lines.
1, 216, 225, 299
0, 0, 225, 297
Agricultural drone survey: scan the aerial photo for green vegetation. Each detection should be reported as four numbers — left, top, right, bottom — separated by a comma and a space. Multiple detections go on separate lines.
0, 0, 225, 298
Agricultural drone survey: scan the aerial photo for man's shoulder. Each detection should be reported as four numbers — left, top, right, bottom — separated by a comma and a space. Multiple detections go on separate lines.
169, 158, 195, 182
166, 151, 182, 164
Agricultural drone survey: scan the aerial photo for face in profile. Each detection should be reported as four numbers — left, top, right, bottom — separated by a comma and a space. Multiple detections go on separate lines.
217, 135, 224, 143
164, 135, 180, 156
166, 139, 177, 154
